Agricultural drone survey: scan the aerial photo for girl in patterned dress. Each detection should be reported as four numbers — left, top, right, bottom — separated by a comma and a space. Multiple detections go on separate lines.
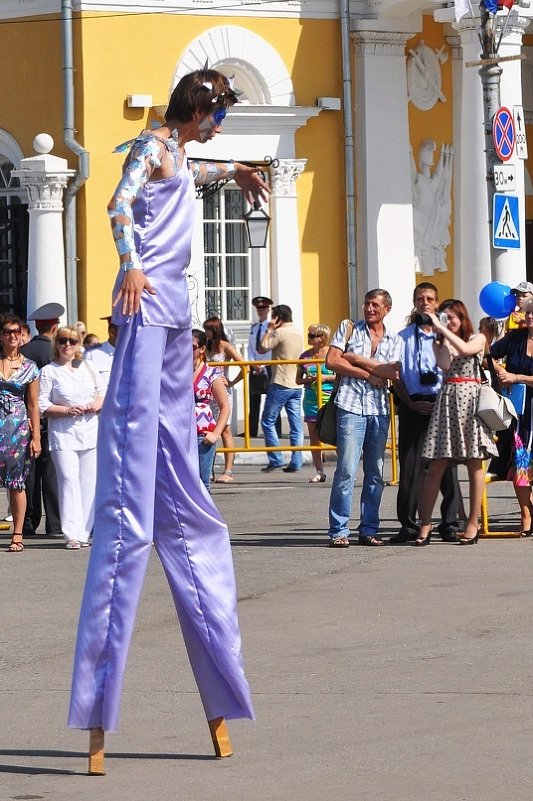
0, 315, 41, 552
417, 300, 497, 546
203, 317, 244, 483
193, 329, 230, 491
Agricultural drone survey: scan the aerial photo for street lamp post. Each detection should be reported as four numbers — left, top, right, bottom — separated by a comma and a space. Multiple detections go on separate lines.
467, 0, 529, 280
479, 5, 504, 279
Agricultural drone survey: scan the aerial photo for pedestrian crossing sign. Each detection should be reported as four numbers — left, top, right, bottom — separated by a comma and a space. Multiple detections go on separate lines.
493, 193, 520, 250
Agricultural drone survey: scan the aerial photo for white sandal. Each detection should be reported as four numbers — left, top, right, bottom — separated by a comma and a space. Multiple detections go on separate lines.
66, 540, 81, 550
309, 472, 326, 484
216, 471, 234, 483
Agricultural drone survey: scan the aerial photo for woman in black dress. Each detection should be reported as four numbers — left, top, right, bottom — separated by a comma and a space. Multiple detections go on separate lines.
490, 299, 533, 536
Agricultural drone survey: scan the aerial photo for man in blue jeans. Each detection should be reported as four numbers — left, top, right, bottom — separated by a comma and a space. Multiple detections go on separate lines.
258, 304, 304, 472
326, 289, 402, 547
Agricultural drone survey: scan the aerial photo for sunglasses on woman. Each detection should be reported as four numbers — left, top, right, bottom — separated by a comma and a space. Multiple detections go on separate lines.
58, 337, 79, 346
2, 328, 21, 336
212, 107, 227, 126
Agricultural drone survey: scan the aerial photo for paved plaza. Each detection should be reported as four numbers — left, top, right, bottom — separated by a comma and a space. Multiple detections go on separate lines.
1, 455, 533, 801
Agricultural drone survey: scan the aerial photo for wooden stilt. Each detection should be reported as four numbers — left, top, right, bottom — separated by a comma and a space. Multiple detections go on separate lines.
208, 717, 233, 758
88, 727, 106, 775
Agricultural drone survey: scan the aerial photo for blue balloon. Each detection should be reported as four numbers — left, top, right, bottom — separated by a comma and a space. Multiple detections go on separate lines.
479, 282, 515, 319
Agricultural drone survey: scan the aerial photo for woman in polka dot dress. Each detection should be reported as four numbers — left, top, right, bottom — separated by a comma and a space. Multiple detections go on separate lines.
417, 299, 497, 546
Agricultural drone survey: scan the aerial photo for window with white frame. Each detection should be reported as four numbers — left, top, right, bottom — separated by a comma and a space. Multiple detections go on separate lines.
203, 185, 251, 323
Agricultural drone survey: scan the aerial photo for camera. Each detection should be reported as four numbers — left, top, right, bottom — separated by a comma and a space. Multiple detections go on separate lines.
438, 312, 448, 325
415, 313, 432, 327
419, 370, 439, 386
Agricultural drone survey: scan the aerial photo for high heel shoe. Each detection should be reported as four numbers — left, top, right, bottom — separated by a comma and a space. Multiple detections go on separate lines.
415, 523, 433, 546
459, 526, 480, 545
309, 472, 326, 483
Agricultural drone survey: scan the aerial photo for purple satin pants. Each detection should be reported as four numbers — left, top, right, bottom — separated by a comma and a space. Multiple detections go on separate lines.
68, 319, 254, 731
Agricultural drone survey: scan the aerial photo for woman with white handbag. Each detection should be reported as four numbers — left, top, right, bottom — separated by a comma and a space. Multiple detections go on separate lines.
416, 300, 497, 546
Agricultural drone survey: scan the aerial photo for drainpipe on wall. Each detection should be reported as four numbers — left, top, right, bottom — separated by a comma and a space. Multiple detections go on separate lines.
340, 0, 358, 318
62, 0, 89, 323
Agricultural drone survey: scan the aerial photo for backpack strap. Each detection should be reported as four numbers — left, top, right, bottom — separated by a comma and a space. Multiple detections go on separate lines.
332, 319, 355, 392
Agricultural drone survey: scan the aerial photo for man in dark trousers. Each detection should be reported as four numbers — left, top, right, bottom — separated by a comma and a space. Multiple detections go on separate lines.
390, 283, 460, 543
247, 296, 281, 438
21, 302, 63, 538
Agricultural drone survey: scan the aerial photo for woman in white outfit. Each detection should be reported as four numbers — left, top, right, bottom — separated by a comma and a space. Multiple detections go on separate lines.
38, 327, 105, 549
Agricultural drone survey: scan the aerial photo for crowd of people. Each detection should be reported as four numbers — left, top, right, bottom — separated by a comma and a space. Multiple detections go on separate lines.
3, 280, 530, 550
0, 304, 117, 551
212, 280, 531, 548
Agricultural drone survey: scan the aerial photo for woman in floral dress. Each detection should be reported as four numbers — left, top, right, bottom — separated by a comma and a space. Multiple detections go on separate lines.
0, 315, 41, 551
417, 300, 497, 546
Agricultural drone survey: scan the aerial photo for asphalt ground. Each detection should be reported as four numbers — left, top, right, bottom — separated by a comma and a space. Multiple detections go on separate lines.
1, 448, 532, 801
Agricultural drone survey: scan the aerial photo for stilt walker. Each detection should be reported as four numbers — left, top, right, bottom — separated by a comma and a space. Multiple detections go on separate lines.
67, 69, 269, 775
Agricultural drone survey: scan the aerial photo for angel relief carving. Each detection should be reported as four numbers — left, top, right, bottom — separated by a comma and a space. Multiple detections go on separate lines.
411, 140, 454, 276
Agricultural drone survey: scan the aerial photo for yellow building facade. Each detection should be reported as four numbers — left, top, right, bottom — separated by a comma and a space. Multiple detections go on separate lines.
0, 4, 349, 342
0, 1, 532, 339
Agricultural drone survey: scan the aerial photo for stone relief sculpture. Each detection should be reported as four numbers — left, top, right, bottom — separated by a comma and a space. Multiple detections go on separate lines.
411, 140, 454, 276
407, 41, 448, 111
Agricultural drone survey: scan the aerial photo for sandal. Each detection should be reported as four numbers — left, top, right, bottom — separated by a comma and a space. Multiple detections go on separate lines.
216, 471, 234, 483
358, 535, 384, 546
309, 472, 326, 483
329, 536, 350, 548
7, 533, 24, 553
66, 540, 81, 550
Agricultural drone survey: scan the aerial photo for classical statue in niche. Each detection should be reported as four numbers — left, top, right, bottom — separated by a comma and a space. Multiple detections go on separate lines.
411, 140, 454, 276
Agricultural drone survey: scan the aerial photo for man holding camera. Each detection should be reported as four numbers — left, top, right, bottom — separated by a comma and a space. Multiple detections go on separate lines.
390, 282, 460, 544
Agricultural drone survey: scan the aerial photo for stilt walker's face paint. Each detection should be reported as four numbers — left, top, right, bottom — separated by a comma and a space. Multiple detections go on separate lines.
197, 107, 227, 142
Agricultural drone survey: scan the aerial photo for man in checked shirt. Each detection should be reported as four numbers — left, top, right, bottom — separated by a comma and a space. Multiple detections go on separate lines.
325, 289, 401, 547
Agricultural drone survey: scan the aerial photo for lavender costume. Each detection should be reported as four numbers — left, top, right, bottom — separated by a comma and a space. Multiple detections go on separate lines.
68, 135, 254, 731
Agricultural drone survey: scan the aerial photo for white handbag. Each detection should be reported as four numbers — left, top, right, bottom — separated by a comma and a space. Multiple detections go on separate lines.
475, 358, 517, 431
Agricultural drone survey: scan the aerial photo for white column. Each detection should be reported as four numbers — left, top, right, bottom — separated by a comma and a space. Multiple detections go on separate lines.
450, 13, 530, 320
352, 30, 417, 332
269, 159, 306, 331
11, 134, 72, 322
497, 15, 531, 283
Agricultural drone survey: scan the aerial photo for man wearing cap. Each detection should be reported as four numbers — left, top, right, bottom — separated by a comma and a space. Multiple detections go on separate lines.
505, 281, 533, 331
20, 303, 64, 539
247, 296, 280, 438
84, 316, 118, 390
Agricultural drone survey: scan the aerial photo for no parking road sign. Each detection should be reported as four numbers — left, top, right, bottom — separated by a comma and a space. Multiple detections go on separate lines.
493, 193, 520, 250
493, 107, 515, 162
